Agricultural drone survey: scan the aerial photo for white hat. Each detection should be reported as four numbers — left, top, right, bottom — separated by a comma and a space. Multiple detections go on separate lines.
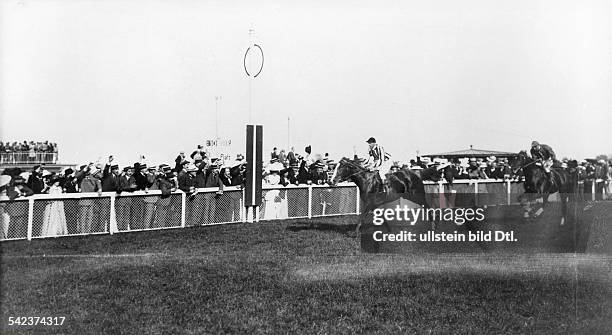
433, 158, 447, 164
487, 156, 496, 162
436, 162, 451, 171
268, 162, 284, 172
0, 175, 11, 187
410, 166, 423, 170
42, 170, 52, 177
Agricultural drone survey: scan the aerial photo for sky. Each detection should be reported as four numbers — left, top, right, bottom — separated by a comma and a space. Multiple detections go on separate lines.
1, 0, 610, 167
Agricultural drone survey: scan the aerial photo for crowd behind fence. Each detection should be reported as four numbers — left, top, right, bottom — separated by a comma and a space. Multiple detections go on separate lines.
1, 179, 609, 241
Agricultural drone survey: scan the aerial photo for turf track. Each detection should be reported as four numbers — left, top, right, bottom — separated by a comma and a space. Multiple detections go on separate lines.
1, 215, 611, 334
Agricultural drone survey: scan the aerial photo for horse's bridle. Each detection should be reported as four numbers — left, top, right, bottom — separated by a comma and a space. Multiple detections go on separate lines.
512, 158, 539, 175
332, 159, 371, 183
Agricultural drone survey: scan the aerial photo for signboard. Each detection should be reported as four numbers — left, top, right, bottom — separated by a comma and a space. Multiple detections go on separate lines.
205, 138, 233, 162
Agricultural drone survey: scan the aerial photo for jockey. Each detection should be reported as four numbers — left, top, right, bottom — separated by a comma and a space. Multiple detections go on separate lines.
365, 137, 392, 182
530, 141, 556, 174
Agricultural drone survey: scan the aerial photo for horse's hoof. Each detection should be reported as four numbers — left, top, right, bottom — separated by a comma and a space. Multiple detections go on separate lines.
534, 208, 544, 217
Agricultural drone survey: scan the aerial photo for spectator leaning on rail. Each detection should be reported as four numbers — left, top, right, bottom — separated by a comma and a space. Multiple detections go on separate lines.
485, 156, 505, 180
466, 158, 487, 179
27, 165, 45, 194
77, 166, 102, 234
102, 156, 123, 193
310, 160, 329, 185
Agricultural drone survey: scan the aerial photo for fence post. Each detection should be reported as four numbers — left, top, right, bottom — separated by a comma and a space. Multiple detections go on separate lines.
471, 180, 477, 206
308, 185, 313, 219
109, 194, 116, 235
355, 185, 360, 214
180, 192, 186, 228
506, 179, 511, 205
437, 180, 445, 208
27, 198, 34, 241
241, 188, 246, 223
591, 180, 595, 201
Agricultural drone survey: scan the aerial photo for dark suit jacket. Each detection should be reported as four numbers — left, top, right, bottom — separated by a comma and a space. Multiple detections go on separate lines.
26, 173, 45, 194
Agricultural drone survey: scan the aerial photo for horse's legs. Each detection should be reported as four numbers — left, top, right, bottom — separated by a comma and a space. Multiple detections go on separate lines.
355, 210, 369, 236
559, 193, 567, 226
534, 194, 548, 217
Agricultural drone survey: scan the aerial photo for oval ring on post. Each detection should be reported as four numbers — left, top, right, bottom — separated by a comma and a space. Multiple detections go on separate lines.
243, 44, 264, 77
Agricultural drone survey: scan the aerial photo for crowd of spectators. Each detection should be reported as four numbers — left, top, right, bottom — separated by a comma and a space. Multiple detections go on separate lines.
1, 144, 611, 201
1, 141, 58, 154
0, 140, 58, 164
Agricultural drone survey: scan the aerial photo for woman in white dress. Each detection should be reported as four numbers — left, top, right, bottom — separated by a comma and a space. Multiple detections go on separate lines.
41, 177, 68, 237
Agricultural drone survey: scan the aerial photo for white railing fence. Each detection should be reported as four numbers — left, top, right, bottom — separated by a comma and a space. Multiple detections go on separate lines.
0, 184, 359, 241
0, 152, 58, 164
1, 179, 609, 242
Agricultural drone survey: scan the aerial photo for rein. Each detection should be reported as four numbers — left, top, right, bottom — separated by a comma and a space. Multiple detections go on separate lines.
334, 159, 372, 182
513, 158, 538, 175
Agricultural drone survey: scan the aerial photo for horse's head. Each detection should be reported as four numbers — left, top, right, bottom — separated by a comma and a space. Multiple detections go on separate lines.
509, 151, 529, 171
330, 157, 365, 186
441, 165, 455, 184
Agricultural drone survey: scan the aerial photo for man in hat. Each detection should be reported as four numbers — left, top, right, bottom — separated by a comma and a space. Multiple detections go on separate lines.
27, 165, 45, 194
364, 137, 392, 183
102, 156, 122, 193
154, 165, 178, 228
287, 147, 298, 165
530, 141, 556, 174
77, 166, 102, 234
114, 166, 137, 231
467, 158, 486, 179
284, 161, 301, 185
134, 163, 150, 191
4, 176, 34, 238
309, 160, 328, 185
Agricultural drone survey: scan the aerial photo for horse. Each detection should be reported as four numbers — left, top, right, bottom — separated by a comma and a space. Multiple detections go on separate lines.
330, 157, 427, 235
511, 150, 576, 225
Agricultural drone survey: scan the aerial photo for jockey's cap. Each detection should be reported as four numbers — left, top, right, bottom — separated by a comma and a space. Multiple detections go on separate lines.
366, 137, 376, 144
531, 141, 539, 147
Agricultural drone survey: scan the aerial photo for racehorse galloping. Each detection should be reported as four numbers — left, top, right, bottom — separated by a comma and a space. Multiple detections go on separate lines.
330, 157, 426, 235
511, 151, 575, 225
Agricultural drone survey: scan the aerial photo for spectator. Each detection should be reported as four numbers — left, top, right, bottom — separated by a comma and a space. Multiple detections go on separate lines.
133, 163, 150, 191
62, 168, 78, 194
116, 166, 137, 231
77, 167, 102, 234
102, 157, 122, 193
27, 165, 45, 194
271, 147, 279, 161
190, 145, 205, 160
310, 160, 328, 185
154, 165, 177, 228
467, 158, 487, 179
41, 176, 68, 237
287, 147, 298, 165
278, 149, 287, 166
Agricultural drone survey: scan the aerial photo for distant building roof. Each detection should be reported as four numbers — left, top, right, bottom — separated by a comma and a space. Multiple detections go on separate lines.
423, 146, 518, 158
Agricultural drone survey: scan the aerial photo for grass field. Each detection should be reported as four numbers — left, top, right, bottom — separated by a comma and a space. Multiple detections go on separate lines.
1, 215, 612, 334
